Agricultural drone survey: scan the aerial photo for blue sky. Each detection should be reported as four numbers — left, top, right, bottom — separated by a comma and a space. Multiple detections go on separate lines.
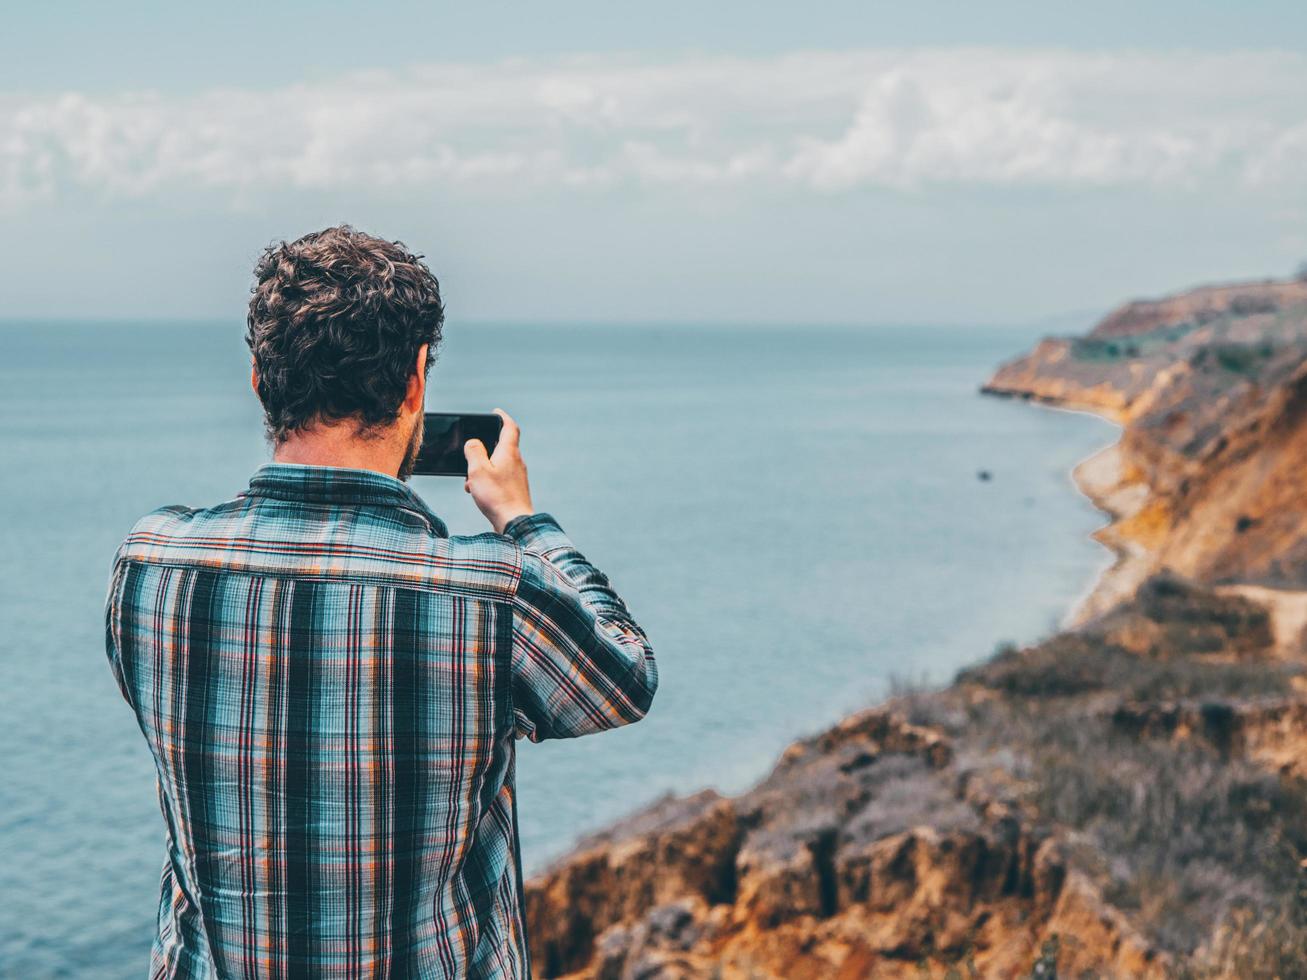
3, 2, 1306, 324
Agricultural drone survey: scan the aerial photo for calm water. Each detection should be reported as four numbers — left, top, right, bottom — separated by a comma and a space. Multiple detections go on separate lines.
0, 320, 1113, 977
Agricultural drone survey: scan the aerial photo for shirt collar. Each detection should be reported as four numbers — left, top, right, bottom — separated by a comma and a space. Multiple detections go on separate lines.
244, 463, 449, 537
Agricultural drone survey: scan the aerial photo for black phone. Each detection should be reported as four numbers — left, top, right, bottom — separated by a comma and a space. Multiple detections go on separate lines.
413, 412, 503, 477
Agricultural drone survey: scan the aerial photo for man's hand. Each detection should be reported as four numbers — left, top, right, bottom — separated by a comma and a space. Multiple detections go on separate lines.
464, 409, 535, 534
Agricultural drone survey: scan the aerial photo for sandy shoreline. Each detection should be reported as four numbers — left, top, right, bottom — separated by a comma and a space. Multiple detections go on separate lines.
1066, 439, 1155, 625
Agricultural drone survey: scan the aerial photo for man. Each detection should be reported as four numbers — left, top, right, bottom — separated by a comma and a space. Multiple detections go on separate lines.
104, 225, 659, 978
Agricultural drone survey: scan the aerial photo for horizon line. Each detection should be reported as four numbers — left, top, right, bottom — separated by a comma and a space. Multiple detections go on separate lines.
0, 311, 1101, 332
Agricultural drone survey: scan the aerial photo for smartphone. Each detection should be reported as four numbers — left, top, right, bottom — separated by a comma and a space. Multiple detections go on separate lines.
413, 412, 503, 477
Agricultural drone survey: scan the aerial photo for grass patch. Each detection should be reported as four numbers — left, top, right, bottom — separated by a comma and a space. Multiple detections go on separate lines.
1190, 342, 1276, 376
1026, 723, 1307, 956
945, 579, 1307, 959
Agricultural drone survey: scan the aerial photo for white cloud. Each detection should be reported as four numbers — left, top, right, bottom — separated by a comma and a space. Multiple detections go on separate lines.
1, 48, 1305, 210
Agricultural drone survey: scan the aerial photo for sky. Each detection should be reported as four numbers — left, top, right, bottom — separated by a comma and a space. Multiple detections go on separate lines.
3, 2, 1307, 325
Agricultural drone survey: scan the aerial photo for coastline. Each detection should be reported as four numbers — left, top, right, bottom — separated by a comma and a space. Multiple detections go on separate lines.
1066, 441, 1152, 624
1017, 392, 1307, 650
525, 279, 1307, 975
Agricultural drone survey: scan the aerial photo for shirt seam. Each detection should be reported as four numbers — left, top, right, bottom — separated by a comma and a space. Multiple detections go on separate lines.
116, 555, 521, 603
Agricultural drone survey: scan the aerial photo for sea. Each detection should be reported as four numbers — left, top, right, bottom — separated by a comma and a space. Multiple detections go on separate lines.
0, 319, 1116, 977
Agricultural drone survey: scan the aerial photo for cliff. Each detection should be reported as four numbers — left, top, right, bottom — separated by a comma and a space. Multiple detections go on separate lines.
985, 276, 1307, 622
523, 275, 1307, 978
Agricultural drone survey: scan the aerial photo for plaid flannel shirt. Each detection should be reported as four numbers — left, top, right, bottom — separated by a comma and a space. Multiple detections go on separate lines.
104, 463, 658, 978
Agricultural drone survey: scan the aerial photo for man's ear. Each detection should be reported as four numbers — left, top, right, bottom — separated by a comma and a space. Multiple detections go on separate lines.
404, 343, 429, 414
250, 363, 259, 396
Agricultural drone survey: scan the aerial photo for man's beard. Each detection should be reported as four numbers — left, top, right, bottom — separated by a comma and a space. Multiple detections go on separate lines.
397, 412, 424, 482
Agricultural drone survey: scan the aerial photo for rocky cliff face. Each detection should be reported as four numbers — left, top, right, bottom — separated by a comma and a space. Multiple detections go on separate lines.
523, 276, 1307, 978
524, 708, 1165, 979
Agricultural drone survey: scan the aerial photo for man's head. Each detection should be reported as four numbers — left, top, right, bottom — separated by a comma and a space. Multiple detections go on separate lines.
246, 225, 445, 478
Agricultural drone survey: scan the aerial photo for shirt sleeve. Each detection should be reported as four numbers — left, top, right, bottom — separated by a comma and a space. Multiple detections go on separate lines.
504, 512, 659, 742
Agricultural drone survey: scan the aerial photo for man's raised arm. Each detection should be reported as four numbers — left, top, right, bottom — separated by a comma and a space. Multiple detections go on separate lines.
463, 409, 658, 741
505, 513, 657, 741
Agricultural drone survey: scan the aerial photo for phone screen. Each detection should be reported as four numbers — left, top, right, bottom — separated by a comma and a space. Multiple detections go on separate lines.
413, 413, 503, 477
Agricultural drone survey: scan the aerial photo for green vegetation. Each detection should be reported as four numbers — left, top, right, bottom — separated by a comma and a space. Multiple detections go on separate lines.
1071, 337, 1138, 362
1180, 340, 1277, 377
1069, 321, 1201, 362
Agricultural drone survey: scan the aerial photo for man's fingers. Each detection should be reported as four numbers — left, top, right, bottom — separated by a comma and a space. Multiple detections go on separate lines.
464, 438, 490, 469
492, 408, 520, 456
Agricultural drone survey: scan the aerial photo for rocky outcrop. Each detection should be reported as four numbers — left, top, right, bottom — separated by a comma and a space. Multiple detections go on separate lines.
524, 709, 1167, 979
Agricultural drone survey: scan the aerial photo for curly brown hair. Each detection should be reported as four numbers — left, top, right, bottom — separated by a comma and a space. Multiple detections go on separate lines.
246, 225, 445, 443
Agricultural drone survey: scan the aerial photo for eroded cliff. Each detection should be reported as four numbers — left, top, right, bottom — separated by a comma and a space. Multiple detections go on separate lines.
986, 276, 1307, 622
